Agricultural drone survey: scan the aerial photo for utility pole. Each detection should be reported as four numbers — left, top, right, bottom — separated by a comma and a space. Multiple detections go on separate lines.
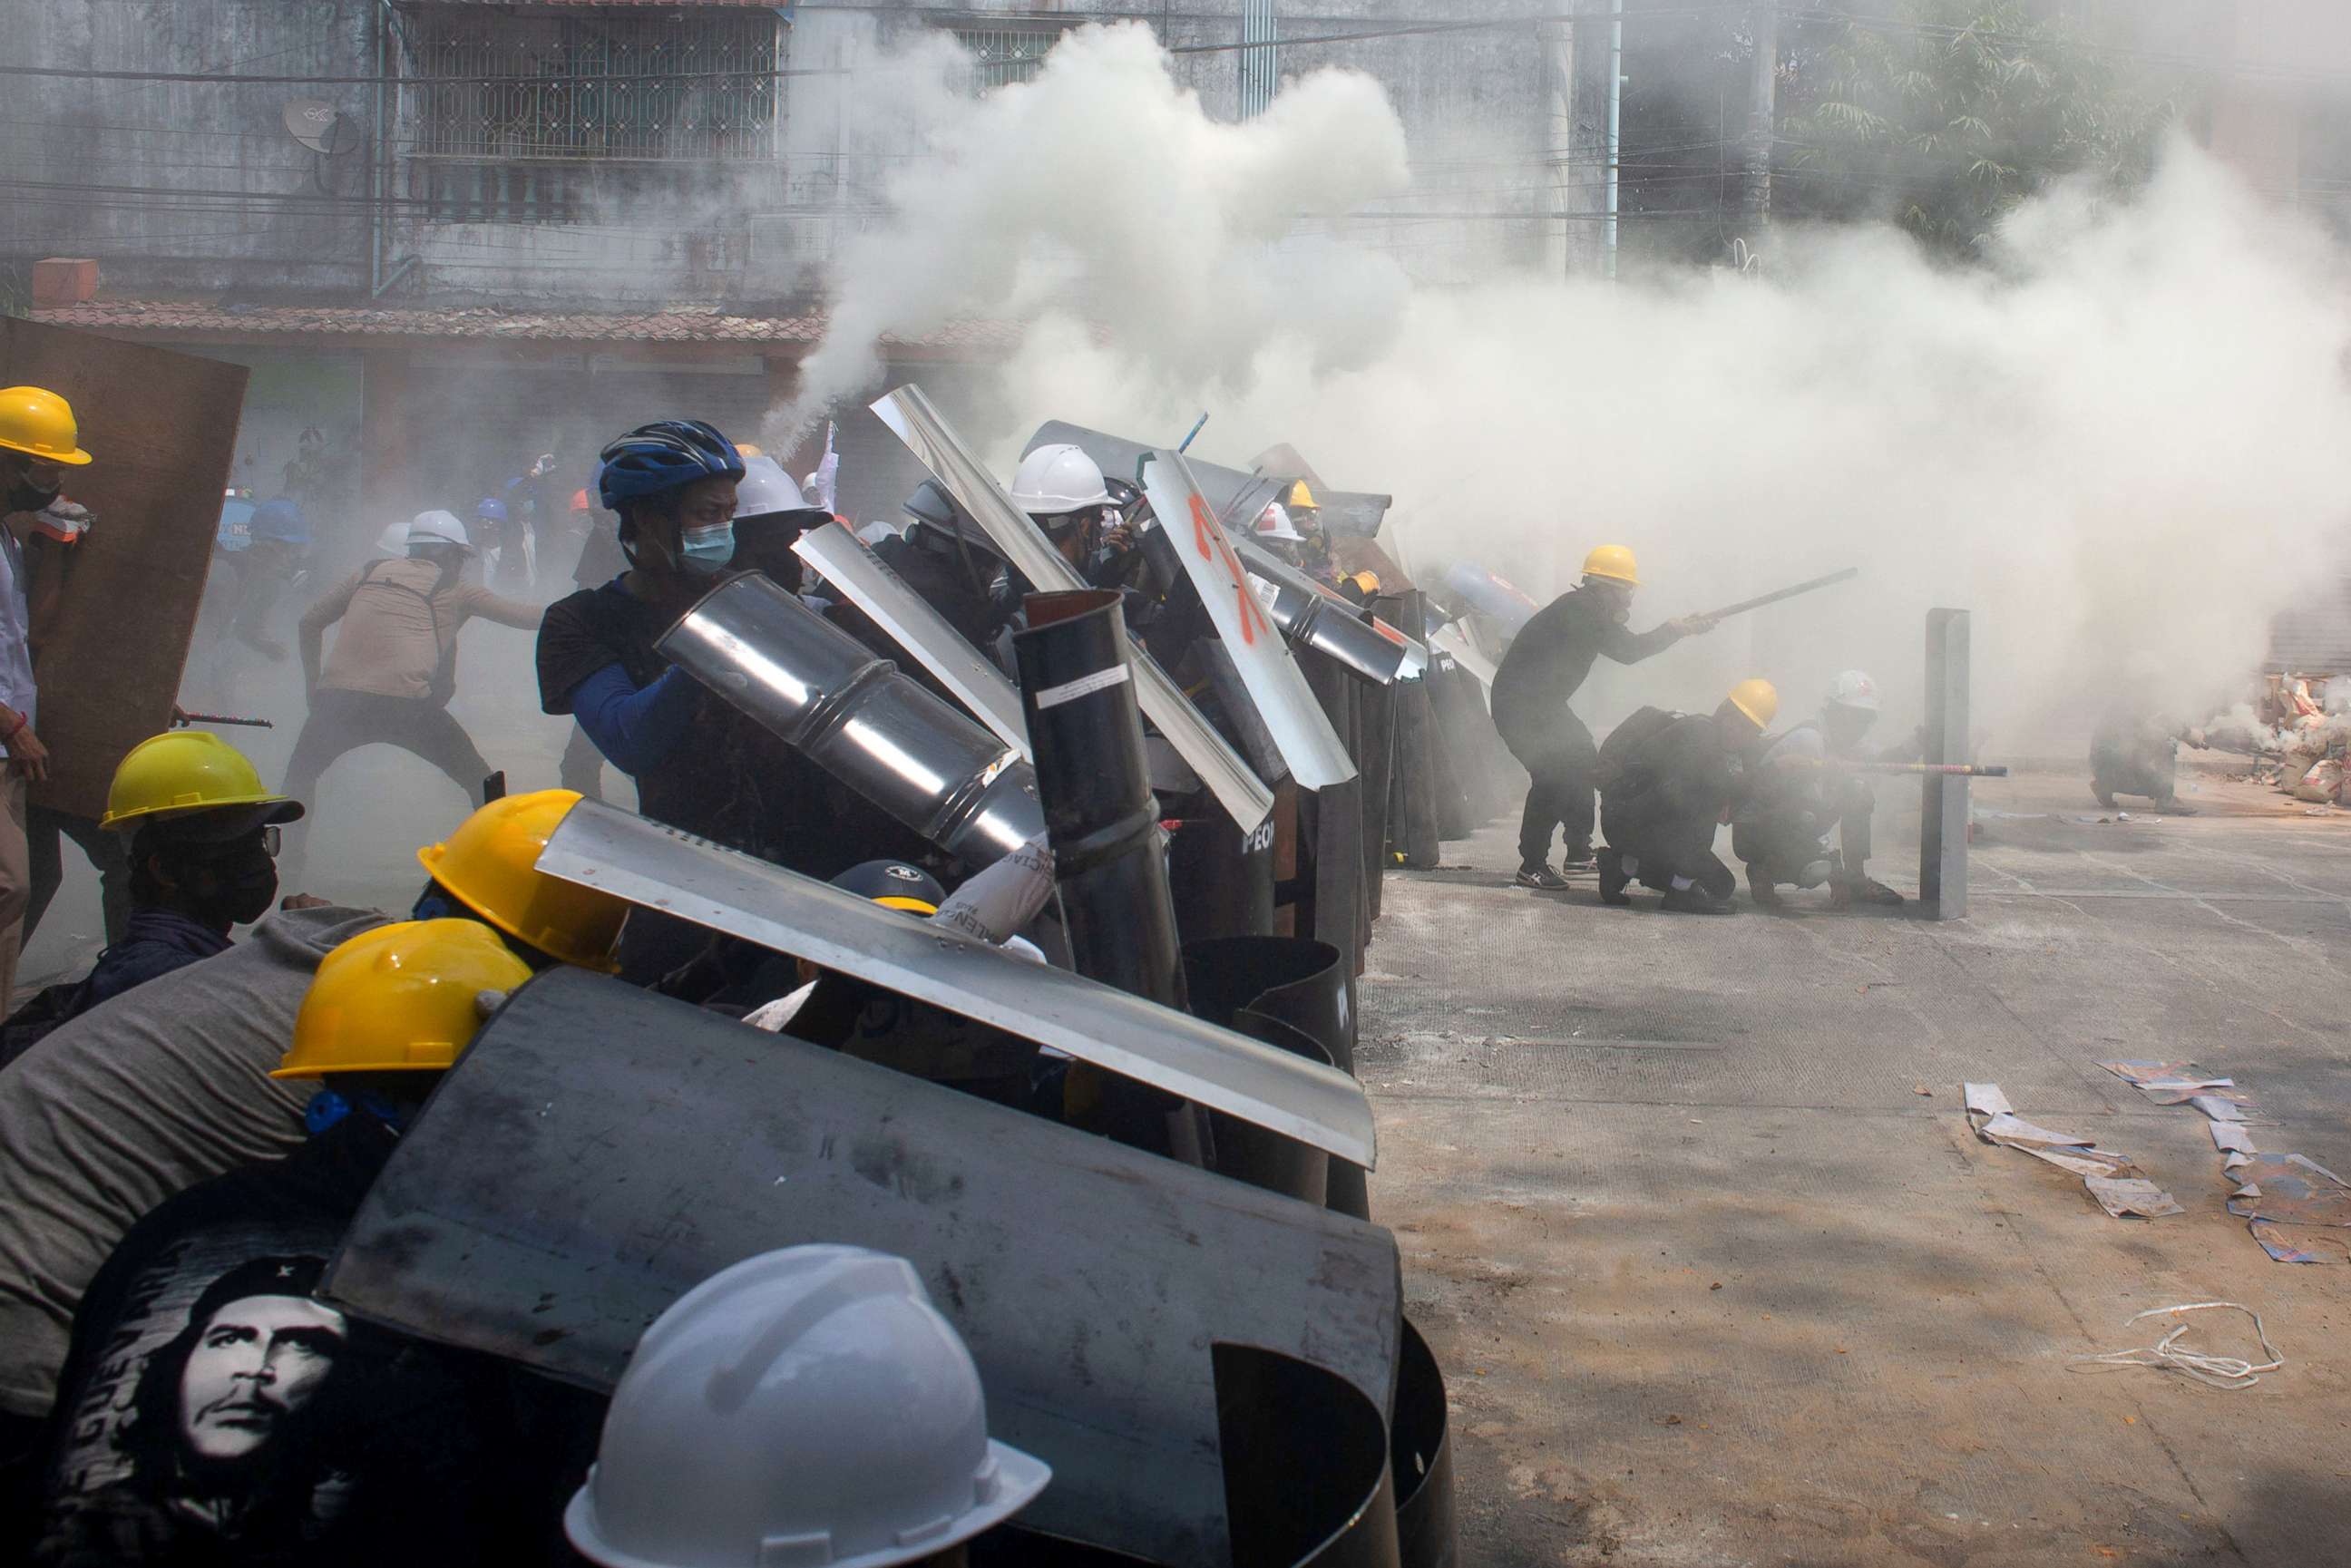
1741, 0, 1778, 235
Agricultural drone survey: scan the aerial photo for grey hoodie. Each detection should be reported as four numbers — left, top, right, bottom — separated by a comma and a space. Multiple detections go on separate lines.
0, 901, 387, 1418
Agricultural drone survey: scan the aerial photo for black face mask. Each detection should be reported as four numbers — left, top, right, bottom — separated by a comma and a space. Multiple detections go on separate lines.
5, 473, 58, 516
183, 842, 280, 927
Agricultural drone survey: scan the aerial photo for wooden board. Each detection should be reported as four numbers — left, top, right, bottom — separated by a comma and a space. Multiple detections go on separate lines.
0, 320, 248, 819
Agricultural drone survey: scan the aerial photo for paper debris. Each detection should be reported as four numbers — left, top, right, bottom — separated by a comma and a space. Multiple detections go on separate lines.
2189, 1095, 2247, 1123
2210, 1123, 2255, 1154
2227, 1155, 2351, 1228
1966, 1081, 2178, 1221
2249, 1222, 2339, 1264
2139, 1080, 2245, 1106
2098, 1061, 2197, 1086
1963, 1082, 2013, 1116
2085, 1177, 2187, 1219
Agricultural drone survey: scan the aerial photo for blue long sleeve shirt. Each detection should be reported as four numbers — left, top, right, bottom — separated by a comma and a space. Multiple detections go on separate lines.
570, 662, 700, 775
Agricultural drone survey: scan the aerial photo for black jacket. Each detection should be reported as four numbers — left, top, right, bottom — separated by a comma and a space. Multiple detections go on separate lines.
1489, 587, 1683, 732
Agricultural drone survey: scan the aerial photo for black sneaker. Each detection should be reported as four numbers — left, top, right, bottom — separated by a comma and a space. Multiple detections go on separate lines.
1597, 850, 1632, 906
1515, 863, 1572, 891
1561, 845, 1598, 872
1747, 870, 1785, 911
1661, 886, 1735, 915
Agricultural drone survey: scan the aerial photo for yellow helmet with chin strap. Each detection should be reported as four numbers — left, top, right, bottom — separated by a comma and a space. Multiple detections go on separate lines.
273, 919, 532, 1080
1581, 544, 1640, 587
415, 790, 629, 972
0, 385, 93, 466
1727, 678, 1780, 729
1286, 480, 1320, 511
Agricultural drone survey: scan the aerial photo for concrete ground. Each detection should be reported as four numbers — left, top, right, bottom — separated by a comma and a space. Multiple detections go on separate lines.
1363, 759, 2351, 1568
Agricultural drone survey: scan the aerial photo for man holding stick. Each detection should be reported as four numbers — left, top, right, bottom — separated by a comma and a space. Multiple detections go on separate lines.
1489, 546, 1714, 890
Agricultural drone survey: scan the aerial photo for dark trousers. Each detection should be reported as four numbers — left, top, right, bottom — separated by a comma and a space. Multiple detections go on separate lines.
280, 689, 493, 881
1733, 794, 1875, 886
24, 807, 132, 945
1601, 794, 1734, 899
1497, 706, 1597, 868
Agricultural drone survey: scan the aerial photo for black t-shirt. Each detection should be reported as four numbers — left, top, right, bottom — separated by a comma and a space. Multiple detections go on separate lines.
32, 1116, 597, 1568
535, 579, 937, 879
1489, 587, 1683, 730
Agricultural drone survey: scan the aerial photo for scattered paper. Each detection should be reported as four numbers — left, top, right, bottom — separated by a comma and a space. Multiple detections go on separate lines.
2138, 1079, 2244, 1106
2249, 1222, 2337, 1264
2189, 1095, 2247, 1123
1963, 1082, 2013, 1116
2210, 1123, 2255, 1154
2227, 1155, 2351, 1228
2086, 1177, 2187, 1219
1977, 1112, 2095, 1150
2099, 1061, 2197, 1086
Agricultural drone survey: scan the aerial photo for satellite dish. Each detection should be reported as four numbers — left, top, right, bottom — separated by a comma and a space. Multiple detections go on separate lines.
283, 100, 342, 153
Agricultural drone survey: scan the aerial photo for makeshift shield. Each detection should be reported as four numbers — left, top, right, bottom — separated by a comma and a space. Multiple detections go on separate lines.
793, 519, 1030, 756
1137, 449, 1355, 791
872, 386, 1273, 832
536, 798, 1375, 1166
321, 968, 1405, 1567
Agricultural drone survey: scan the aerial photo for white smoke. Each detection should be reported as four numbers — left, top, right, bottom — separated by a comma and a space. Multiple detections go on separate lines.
791, 24, 2351, 745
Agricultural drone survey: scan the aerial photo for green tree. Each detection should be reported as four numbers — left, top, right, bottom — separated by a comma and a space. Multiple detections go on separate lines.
1777, 0, 2180, 257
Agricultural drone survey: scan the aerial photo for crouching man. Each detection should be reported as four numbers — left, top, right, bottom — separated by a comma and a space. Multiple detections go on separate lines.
1595, 680, 1777, 915
1733, 670, 1907, 911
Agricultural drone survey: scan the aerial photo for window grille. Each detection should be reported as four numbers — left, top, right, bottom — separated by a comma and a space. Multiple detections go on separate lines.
404, 5, 781, 163
951, 26, 1061, 93
1238, 0, 1277, 119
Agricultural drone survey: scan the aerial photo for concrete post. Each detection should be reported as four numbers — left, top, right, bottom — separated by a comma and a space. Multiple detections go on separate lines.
1919, 609, 1969, 920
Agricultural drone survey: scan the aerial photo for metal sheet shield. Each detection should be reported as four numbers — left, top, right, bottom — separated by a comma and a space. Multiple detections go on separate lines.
1139, 448, 1356, 790
793, 519, 1030, 756
322, 968, 1404, 1568
871, 386, 1273, 830
536, 798, 1375, 1166
1228, 528, 1429, 681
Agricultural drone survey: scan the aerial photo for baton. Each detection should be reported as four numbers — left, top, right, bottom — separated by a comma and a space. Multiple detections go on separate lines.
1698, 567, 1859, 622
175, 711, 274, 729
1792, 758, 2007, 777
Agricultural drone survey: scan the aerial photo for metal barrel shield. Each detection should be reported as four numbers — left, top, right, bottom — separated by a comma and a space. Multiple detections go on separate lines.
872, 386, 1274, 832
657, 572, 1041, 866
320, 969, 1405, 1567
535, 799, 1377, 1167
792, 519, 1030, 756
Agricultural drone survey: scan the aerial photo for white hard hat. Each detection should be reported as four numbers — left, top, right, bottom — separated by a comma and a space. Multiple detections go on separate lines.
1826, 669, 1879, 713
733, 454, 808, 520
375, 521, 410, 557
1254, 502, 1303, 544
564, 1244, 1050, 1568
405, 510, 471, 550
1008, 443, 1111, 514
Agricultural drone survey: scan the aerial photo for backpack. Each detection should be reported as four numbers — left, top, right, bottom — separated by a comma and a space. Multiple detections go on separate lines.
1595, 706, 1684, 795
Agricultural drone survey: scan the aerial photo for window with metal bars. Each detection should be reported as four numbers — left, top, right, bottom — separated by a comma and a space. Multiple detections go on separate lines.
401, 3, 781, 220
949, 25, 1064, 93
1238, 0, 1277, 119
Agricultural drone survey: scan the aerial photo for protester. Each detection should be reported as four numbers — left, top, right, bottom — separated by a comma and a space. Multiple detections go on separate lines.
0, 790, 624, 1508
27, 920, 596, 1567
2, 731, 306, 1061
1595, 679, 1777, 914
282, 510, 542, 879
2091, 685, 2208, 814
565, 1244, 1050, 1568
0, 386, 92, 1012
1733, 670, 1907, 911
1489, 546, 1716, 890
869, 479, 1011, 650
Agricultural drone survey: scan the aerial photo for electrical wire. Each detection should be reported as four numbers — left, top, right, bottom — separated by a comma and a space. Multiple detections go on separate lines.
2072, 1302, 2284, 1390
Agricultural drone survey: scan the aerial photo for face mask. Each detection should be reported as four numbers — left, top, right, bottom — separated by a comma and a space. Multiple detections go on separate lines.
197, 845, 281, 927
5, 472, 58, 516
678, 521, 736, 575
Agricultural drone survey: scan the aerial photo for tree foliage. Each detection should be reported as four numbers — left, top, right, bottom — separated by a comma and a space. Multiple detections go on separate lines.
1776, 0, 2180, 257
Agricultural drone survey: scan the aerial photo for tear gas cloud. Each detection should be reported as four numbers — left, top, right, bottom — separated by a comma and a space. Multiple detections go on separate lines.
789, 21, 2351, 749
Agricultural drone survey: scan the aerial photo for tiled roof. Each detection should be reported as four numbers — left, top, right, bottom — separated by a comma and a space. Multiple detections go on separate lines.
27, 299, 1023, 353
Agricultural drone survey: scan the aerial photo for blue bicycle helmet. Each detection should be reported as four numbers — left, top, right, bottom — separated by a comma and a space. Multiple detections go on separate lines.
596, 420, 746, 511
476, 495, 510, 522
250, 498, 310, 546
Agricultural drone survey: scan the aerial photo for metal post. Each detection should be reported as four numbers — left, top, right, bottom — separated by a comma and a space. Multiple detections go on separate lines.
1606, 0, 1624, 280
1741, 0, 1778, 233
1919, 609, 1969, 920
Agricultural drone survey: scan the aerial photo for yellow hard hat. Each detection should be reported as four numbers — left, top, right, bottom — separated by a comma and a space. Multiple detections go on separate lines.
0, 385, 93, 466
1582, 545, 1641, 587
416, 789, 628, 972
273, 919, 532, 1080
99, 731, 304, 833
1346, 570, 1381, 596
1286, 480, 1320, 511
1727, 678, 1780, 728
736, 442, 764, 459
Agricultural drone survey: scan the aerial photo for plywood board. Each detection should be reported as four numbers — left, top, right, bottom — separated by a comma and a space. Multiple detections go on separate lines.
0, 320, 248, 818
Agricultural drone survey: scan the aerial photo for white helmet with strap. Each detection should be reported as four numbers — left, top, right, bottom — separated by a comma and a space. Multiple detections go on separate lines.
564, 1244, 1051, 1568
405, 510, 471, 550
1008, 443, 1111, 514
1254, 502, 1303, 544
733, 454, 808, 520
1826, 669, 1880, 713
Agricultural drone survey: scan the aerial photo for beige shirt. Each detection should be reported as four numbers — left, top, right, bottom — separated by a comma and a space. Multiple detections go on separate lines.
0, 902, 387, 1417
300, 557, 541, 701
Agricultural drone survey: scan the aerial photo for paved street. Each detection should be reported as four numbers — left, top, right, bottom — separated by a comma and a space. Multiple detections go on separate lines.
1364, 762, 2351, 1568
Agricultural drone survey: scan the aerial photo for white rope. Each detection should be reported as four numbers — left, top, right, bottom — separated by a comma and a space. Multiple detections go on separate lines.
2072, 1301, 2283, 1390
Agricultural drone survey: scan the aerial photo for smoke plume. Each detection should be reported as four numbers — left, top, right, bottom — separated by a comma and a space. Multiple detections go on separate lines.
795, 25, 2351, 745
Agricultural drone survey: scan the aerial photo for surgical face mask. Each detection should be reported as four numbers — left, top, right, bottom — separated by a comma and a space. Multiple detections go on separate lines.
5, 462, 59, 516
678, 521, 736, 575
